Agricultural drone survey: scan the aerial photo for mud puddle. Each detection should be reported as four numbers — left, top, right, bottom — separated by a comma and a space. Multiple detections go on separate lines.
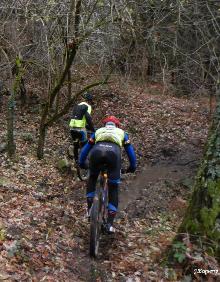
119, 163, 191, 210
119, 145, 202, 217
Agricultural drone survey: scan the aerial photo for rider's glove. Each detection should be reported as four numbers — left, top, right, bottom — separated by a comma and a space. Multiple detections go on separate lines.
126, 166, 136, 173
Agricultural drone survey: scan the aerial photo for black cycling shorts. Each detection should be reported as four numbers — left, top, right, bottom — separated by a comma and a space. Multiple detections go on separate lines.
89, 142, 121, 182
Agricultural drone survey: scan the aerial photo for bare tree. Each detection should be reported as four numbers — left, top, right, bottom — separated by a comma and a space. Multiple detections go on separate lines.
36, 0, 114, 158
7, 56, 24, 158
0, 0, 118, 158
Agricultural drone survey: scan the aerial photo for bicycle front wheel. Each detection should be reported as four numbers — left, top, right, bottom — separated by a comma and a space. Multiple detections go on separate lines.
90, 189, 102, 257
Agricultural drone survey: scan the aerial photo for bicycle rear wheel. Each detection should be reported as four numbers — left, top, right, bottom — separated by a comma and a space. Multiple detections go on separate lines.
77, 147, 89, 181
90, 187, 102, 257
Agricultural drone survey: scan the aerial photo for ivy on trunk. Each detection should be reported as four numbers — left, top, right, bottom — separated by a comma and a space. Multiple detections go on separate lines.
179, 90, 220, 258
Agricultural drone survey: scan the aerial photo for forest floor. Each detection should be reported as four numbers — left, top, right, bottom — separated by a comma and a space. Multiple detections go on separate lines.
0, 80, 218, 281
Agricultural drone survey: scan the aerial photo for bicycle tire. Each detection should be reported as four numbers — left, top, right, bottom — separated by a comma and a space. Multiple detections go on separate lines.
76, 146, 89, 181
90, 187, 102, 257
68, 142, 88, 181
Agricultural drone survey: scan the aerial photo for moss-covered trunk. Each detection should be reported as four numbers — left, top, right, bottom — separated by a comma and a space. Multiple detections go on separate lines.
19, 77, 27, 107
36, 0, 82, 159
179, 98, 220, 257
7, 93, 16, 158
7, 56, 23, 158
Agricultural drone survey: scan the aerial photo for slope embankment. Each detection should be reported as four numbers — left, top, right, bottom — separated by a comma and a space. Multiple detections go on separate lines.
0, 82, 210, 280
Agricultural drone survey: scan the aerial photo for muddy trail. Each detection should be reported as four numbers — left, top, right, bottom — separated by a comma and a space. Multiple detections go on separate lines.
68, 143, 203, 281
0, 82, 210, 281
119, 144, 200, 213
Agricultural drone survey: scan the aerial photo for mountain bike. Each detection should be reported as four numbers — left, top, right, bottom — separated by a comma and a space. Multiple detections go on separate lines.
90, 170, 109, 257
68, 130, 92, 181
75, 150, 89, 181
89, 166, 129, 258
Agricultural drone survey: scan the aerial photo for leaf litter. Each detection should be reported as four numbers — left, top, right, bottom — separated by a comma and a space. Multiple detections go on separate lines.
0, 80, 214, 281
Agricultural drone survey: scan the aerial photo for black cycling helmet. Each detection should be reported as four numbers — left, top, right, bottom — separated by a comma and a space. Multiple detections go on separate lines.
83, 92, 93, 101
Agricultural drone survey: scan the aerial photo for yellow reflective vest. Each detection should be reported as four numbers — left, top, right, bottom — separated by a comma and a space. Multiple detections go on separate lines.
69, 102, 92, 128
95, 126, 125, 147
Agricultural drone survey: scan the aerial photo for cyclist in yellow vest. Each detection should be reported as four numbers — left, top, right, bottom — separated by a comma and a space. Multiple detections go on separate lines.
79, 116, 136, 234
69, 92, 95, 162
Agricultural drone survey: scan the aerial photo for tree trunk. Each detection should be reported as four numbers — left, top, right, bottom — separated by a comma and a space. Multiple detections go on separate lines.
55, 91, 60, 115
36, 1, 83, 159
67, 69, 72, 102
7, 56, 23, 159
7, 93, 16, 158
37, 124, 47, 160
19, 77, 27, 107
179, 97, 220, 257
0, 81, 3, 111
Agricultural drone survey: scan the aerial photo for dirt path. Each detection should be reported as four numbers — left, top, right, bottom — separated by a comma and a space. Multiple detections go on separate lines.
119, 144, 200, 213
71, 144, 203, 281
0, 83, 210, 281
120, 162, 191, 211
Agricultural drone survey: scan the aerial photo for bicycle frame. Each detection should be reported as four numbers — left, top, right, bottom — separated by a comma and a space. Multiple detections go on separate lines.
89, 171, 109, 258
69, 130, 93, 181
100, 172, 108, 224
89, 165, 127, 257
